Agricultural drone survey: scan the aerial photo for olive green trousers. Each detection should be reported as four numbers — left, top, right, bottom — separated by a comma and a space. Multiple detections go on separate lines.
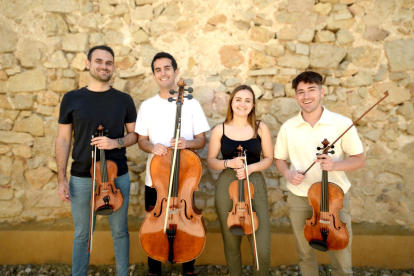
215, 169, 271, 276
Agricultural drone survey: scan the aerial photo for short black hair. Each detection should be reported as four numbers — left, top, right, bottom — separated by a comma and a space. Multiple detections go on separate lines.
87, 45, 115, 61
292, 71, 323, 91
151, 52, 177, 74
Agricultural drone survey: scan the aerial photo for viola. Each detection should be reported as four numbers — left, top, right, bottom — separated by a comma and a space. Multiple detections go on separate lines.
227, 145, 259, 270
139, 79, 206, 263
88, 125, 124, 252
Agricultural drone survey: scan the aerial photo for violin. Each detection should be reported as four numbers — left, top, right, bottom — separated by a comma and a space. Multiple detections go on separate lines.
304, 139, 349, 251
88, 125, 124, 252
302, 92, 389, 252
227, 145, 259, 270
139, 79, 206, 263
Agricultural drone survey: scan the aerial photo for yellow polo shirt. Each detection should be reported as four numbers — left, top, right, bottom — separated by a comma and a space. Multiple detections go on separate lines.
274, 107, 364, 197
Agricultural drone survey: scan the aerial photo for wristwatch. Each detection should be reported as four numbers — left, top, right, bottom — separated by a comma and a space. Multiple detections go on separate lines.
117, 138, 124, 149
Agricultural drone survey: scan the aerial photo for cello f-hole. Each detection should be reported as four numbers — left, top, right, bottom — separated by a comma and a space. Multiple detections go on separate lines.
154, 198, 167, 218
180, 199, 194, 220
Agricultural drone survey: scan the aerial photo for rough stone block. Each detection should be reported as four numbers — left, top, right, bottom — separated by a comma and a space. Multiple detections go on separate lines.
250, 26, 274, 43
133, 4, 153, 19
315, 30, 336, 42
247, 68, 278, 76
336, 29, 354, 45
384, 39, 414, 72
43, 0, 79, 13
208, 14, 227, 26
8, 94, 34, 109
62, 33, 89, 52
296, 43, 309, 55
342, 71, 373, 88
219, 46, 244, 69
265, 44, 285, 57
0, 199, 23, 218
309, 44, 346, 69
276, 54, 309, 69
363, 26, 390, 42
24, 167, 54, 190
8, 68, 46, 93
0, 131, 34, 144
43, 51, 69, 69
50, 79, 77, 93
45, 14, 69, 36
13, 114, 44, 136
0, 22, 18, 53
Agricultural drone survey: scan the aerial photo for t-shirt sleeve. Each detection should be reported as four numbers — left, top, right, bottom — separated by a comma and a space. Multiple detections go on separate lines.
192, 100, 210, 135
274, 124, 289, 160
135, 102, 149, 136
124, 95, 137, 123
58, 93, 73, 124
341, 125, 364, 156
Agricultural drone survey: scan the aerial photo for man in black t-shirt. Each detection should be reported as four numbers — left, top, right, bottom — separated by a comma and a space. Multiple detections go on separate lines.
56, 45, 137, 276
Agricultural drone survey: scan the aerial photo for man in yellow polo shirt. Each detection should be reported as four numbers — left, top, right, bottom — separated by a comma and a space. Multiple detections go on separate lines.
275, 71, 366, 276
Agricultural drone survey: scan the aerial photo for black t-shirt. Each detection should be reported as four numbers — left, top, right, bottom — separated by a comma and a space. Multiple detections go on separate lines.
58, 87, 137, 178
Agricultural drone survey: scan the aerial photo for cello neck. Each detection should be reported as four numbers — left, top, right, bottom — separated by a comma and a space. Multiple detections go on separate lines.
321, 170, 329, 212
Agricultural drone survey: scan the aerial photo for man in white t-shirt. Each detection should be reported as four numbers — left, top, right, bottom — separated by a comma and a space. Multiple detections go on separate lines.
274, 71, 366, 276
135, 52, 210, 276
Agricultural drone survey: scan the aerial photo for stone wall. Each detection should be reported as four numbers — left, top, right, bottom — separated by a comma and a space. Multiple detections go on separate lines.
0, 0, 414, 232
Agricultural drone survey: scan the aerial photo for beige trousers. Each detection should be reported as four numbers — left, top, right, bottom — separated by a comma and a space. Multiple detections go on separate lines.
288, 191, 353, 276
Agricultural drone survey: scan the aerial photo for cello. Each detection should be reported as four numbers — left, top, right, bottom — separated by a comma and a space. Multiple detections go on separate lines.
88, 125, 124, 252
139, 79, 206, 263
302, 92, 389, 251
227, 145, 260, 270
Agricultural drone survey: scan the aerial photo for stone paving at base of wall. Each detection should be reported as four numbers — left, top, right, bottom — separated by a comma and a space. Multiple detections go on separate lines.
1, 264, 413, 276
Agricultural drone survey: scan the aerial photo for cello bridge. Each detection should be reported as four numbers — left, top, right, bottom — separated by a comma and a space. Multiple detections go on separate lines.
319, 219, 330, 224
168, 208, 180, 214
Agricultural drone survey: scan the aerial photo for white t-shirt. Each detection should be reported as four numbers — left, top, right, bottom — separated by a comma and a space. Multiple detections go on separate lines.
135, 94, 210, 187
274, 107, 364, 197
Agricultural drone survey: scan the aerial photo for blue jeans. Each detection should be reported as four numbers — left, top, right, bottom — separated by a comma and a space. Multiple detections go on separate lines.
69, 173, 130, 276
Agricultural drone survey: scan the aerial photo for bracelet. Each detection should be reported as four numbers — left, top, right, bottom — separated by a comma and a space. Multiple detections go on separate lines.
224, 159, 228, 169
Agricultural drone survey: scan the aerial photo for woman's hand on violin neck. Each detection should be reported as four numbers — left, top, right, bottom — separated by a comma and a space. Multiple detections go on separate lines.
170, 137, 187, 149
315, 154, 335, 171
57, 180, 71, 203
287, 170, 306, 186
91, 136, 119, 150
235, 167, 248, 179
229, 157, 245, 169
152, 143, 168, 156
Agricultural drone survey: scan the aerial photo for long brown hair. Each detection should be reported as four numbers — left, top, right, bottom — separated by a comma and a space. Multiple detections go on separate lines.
224, 85, 258, 138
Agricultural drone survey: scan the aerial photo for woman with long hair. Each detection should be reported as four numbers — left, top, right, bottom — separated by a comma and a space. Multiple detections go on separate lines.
207, 85, 274, 276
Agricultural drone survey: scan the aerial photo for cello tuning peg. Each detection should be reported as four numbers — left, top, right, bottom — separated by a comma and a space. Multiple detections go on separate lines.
169, 89, 176, 95
185, 87, 193, 93
168, 97, 176, 102
317, 147, 322, 150
185, 94, 193, 100
316, 153, 321, 156
328, 150, 335, 154
331, 145, 335, 149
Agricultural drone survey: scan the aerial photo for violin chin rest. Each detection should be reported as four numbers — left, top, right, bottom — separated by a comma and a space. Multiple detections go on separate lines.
309, 240, 328, 252
96, 205, 113, 216
229, 226, 245, 236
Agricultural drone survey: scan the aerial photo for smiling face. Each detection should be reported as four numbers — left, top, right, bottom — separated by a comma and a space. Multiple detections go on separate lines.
152, 57, 178, 89
231, 89, 254, 117
86, 49, 114, 82
294, 81, 325, 114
